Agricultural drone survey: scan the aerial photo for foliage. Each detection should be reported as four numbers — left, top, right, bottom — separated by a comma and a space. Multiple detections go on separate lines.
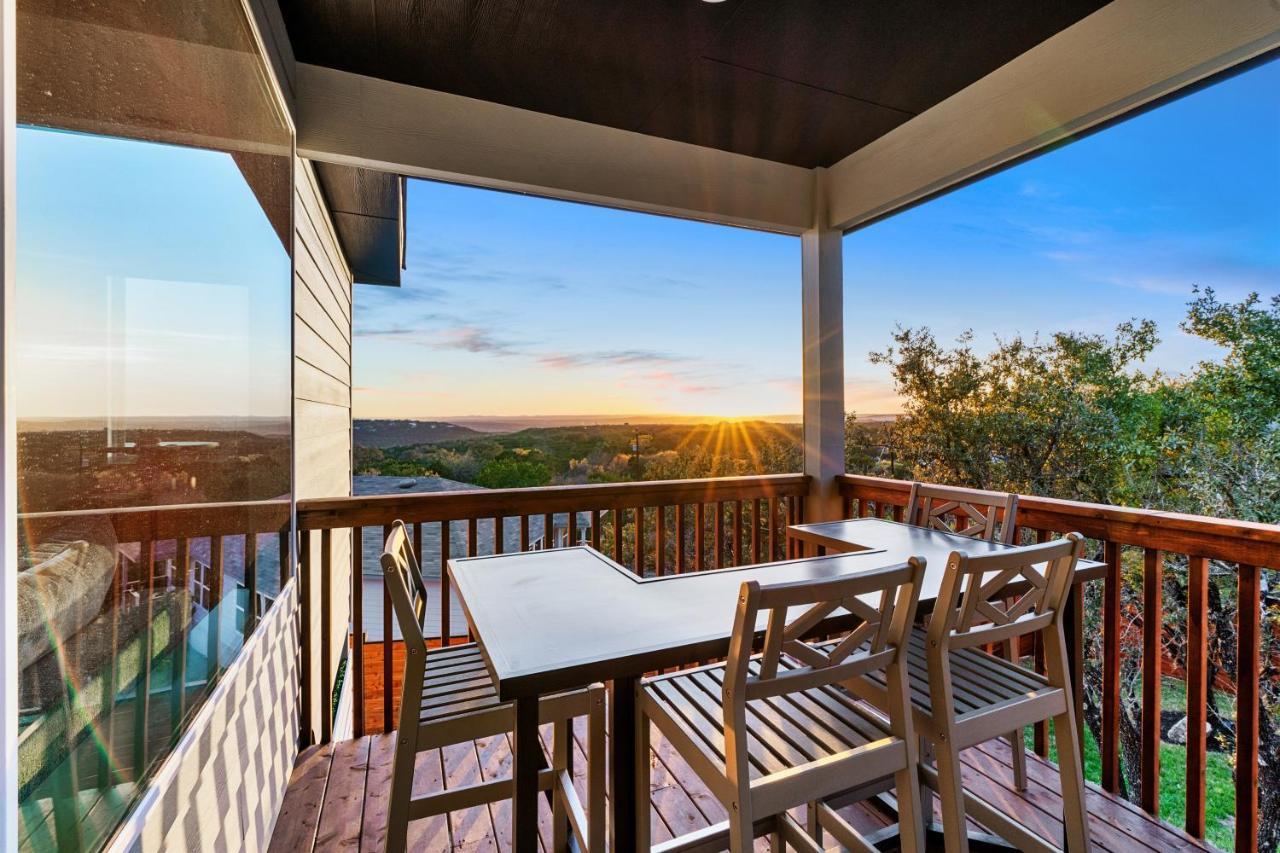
473, 456, 552, 489
868, 289, 1280, 848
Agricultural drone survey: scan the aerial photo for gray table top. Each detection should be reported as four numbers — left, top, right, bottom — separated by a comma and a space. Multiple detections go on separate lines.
449, 518, 1103, 700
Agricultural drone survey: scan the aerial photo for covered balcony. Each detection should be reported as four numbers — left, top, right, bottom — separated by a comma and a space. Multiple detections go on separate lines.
4, 1, 1279, 853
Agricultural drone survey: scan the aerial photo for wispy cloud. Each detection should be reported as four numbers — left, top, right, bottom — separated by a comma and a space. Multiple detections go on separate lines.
538, 349, 679, 370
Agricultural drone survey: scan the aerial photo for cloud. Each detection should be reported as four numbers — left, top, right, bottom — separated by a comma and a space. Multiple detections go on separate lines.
432, 326, 522, 356
538, 349, 679, 370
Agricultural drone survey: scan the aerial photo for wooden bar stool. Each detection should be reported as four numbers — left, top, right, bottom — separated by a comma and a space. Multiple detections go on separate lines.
847, 534, 1091, 853
904, 480, 1032, 790
381, 520, 606, 853
636, 558, 928, 852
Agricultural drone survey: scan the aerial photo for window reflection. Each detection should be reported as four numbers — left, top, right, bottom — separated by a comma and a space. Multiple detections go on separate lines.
14, 1, 292, 850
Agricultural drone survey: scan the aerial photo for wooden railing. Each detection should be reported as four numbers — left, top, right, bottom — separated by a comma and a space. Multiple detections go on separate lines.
838, 474, 1280, 853
295, 474, 809, 739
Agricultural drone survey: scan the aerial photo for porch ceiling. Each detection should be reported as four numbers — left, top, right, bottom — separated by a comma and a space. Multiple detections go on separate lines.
276, 0, 1108, 169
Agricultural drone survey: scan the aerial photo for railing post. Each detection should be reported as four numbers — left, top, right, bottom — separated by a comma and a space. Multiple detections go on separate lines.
298, 530, 313, 748
1140, 548, 1162, 813
801, 167, 844, 522
1236, 563, 1261, 853
1185, 555, 1208, 838
1101, 540, 1122, 793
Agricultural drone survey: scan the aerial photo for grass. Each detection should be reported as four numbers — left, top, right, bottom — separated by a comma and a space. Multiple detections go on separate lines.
1025, 697, 1238, 851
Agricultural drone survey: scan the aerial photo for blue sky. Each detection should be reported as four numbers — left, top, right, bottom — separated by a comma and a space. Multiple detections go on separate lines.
359, 56, 1278, 419
16, 128, 292, 420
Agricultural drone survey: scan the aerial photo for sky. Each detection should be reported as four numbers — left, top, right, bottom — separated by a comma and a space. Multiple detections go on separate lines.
16, 127, 293, 422
356, 56, 1279, 422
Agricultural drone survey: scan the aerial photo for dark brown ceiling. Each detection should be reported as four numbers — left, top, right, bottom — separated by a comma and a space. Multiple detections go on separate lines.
278, 0, 1109, 168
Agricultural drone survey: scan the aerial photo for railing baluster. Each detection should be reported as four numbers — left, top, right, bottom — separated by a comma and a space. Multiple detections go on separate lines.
493, 517, 504, 554
352, 528, 364, 737
544, 512, 554, 550
1185, 555, 1208, 838
171, 538, 191, 731
694, 503, 705, 571
655, 506, 667, 575
207, 533, 224, 678
1140, 548, 1162, 813
520, 515, 530, 552
568, 509, 578, 548
382, 524, 393, 733
612, 509, 623, 562
298, 533, 312, 746
1101, 540, 1122, 793
466, 519, 477, 642
768, 498, 778, 561
732, 500, 743, 566
673, 504, 685, 572
244, 531, 258, 636
440, 521, 451, 646
591, 510, 601, 550
1031, 532, 1048, 756
634, 506, 646, 576
752, 499, 762, 564
1236, 562, 1261, 853
714, 502, 725, 568
320, 528, 333, 743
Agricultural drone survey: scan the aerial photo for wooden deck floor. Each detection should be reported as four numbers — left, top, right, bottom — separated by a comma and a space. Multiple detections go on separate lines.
268, 719, 1214, 853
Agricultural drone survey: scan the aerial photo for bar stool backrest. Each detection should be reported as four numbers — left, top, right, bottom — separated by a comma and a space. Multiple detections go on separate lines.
929, 533, 1084, 653
383, 519, 430, 660
905, 482, 1019, 544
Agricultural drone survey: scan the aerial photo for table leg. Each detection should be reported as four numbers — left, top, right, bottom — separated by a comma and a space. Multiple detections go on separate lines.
512, 695, 541, 853
610, 676, 639, 853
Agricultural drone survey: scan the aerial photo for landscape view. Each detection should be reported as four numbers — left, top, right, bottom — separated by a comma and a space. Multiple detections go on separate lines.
347, 56, 1279, 851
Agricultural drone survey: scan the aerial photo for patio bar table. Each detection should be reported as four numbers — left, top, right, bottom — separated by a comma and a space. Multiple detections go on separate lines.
449, 522, 1103, 853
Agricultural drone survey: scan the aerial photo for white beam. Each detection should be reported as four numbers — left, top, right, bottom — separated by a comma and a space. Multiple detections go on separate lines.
801, 169, 845, 522
295, 63, 813, 235
827, 0, 1280, 231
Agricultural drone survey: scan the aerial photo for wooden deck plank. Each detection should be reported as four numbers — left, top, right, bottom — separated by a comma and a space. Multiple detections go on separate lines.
442, 740, 501, 852
314, 737, 370, 851
268, 744, 335, 853
968, 739, 1211, 852
358, 734, 396, 851
271, 729, 1217, 853
405, 747, 452, 851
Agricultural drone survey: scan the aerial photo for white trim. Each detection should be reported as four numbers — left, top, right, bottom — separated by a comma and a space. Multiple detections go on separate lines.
825, 0, 1280, 231
1, 0, 17, 848
295, 63, 814, 235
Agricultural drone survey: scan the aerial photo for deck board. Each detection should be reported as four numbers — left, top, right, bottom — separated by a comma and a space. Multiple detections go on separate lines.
271, 726, 1218, 853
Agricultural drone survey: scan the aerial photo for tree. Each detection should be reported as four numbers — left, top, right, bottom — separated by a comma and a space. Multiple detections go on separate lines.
863, 291, 1280, 848
474, 456, 552, 489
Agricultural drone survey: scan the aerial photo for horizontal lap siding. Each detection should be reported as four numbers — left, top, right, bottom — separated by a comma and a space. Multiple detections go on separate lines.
294, 160, 354, 747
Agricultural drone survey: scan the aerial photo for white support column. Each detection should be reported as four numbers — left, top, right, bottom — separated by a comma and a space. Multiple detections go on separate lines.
801, 168, 845, 522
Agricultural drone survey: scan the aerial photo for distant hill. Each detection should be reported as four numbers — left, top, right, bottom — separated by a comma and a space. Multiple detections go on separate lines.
354, 420, 485, 448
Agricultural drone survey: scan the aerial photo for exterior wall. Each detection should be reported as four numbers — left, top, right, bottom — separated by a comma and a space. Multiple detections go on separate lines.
293, 158, 355, 745
116, 582, 300, 852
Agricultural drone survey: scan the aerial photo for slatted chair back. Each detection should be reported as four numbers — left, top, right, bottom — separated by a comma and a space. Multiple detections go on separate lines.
905, 481, 1019, 544
382, 519, 430, 658
721, 559, 925, 789
927, 533, 1084, 653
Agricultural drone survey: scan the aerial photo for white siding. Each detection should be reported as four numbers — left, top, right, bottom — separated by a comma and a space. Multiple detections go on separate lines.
293, 159, 354, 746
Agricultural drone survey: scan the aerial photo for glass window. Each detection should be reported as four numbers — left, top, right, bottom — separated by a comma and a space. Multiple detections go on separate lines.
14, 2, 293, 850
